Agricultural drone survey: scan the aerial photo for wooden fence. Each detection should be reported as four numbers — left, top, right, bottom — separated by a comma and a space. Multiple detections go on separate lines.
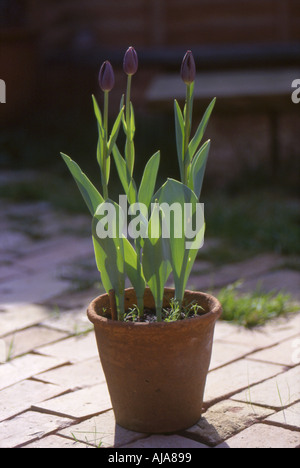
27, 0, 300, 53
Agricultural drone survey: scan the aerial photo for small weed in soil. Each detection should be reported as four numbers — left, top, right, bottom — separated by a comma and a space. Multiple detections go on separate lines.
123, 298, 205, 323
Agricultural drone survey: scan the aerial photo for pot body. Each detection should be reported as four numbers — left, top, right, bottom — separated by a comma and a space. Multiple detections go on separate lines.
87, 287, 222, 433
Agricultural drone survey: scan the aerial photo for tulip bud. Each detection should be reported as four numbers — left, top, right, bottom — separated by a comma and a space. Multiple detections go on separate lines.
98, 60, 115, 92
180, 50, 196, 85
123, 46, 138, 76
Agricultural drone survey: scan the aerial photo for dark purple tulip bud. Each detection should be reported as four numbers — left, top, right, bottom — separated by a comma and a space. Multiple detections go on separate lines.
180, 50, 196, 85
98, 60, 115, 92
123, 46, 138, 76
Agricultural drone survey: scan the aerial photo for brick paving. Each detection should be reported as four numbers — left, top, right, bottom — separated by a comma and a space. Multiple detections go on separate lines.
0, 199, 299, 448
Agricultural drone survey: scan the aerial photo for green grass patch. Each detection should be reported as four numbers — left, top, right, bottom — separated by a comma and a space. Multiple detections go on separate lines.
203, 190, 300, 257
217, 280, 298, 328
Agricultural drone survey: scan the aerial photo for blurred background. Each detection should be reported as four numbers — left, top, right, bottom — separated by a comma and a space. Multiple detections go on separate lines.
0, 0, 299, 262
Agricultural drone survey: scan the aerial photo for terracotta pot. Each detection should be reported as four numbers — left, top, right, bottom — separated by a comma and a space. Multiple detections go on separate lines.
87, 287, 222, 433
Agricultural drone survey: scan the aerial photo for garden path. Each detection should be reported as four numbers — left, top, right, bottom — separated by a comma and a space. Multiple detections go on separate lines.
0, 198, 299, 448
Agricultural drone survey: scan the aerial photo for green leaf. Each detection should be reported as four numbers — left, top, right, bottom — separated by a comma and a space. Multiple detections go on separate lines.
187, 97, 216, 161
61, 153, 103, 215
92, 200, 125, 319
107, 106, 124, 156
123, 237, 146, 310
112, 145, 137, 205
154, 179, 205, 304
92, 95, 106, 171
138, 151, 160, 209
120, 97, 128, 134
128, 177, 137, 205
189, 140, 211, 198
174, 99, 184, 181
92, 95, 105, 142
125, 137, 135, 178
142, 203, 172, 320
130, 102, 136, 139
112, 146, 129, 192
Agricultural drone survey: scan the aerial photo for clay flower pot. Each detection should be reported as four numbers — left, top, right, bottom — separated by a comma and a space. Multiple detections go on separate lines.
87, 287, 222, 434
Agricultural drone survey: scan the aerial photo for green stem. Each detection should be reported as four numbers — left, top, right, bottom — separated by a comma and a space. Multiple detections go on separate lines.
102, 90, 109, 199
135, 237, 144, 318
126, 75, 132, 127
183, 84, 192, 185
156, 305, 162, 322
125, 74, 133, 176
137, 296, 144, 318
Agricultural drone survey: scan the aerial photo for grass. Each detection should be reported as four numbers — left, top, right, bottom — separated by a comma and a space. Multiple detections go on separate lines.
71, 426, 104, 448
201, 190, 300, 259
216, 280, 298, 328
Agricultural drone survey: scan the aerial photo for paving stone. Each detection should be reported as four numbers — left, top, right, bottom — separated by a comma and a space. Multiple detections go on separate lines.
216, 423, 300, 448
0, 353, 68, 390
232, 366, 300, 409
46, 286, 104, 310
1, 200, 50, 217
218, 312, 300, 351
16, 236, 93, 272
0, 270, 71, 306
58, 410, 146, 448
42, 307, 93, 334
35, 333, 98, 363
247, 337, 300, 367
210, 341, 251, 370
183, 399, 273, 447
204, 359, 285, 405
240, 269, 300, 300
13, 234, 86, 258
265, 401, 300, 430
191, 260, 213, 274
0, 380, 70, 421
23, 434, 90, 448
0, 251, 18, 265
32, 383, 112, 419
193, 254, 284, 290
37, 358, 106, 389
2, 326, 68, 359
0, 339, 5, 363
0, 263, 28, 281
213, 321, 240, 340
0, 410, 72, 448
263, 312, 300, 340
122, 434, 209, 448
0, 304, 51, 337
0, 230, 33, 253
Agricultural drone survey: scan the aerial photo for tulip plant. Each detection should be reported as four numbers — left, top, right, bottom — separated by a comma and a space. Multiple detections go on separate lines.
61, 48, 215, 321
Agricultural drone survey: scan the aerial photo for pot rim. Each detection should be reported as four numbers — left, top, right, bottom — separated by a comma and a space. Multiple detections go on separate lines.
87, 287, 222, 329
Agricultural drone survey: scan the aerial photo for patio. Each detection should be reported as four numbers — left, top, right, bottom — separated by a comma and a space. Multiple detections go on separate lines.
0, 194, 299, 448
